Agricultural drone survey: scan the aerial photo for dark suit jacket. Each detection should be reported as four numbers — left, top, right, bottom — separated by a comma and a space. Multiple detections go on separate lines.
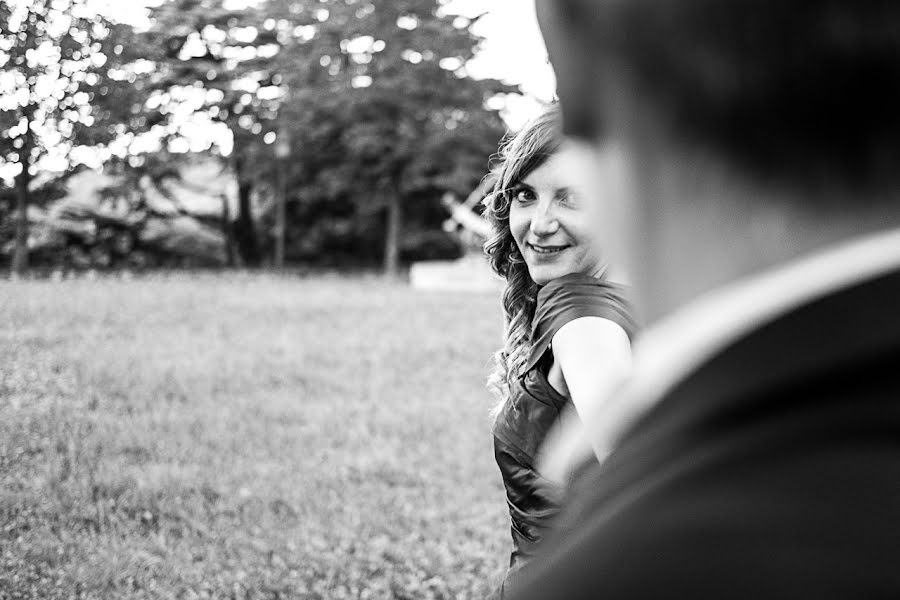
509, 266, 900, 599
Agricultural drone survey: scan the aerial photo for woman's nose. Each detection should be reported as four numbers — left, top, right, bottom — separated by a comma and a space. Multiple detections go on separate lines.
529, 200, 559, 237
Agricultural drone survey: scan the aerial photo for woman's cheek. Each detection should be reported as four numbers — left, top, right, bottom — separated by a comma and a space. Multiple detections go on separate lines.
563, 213, 604, 268
560, 210, 591, 248
508, 206, 530, 249
580, 200, 609, 257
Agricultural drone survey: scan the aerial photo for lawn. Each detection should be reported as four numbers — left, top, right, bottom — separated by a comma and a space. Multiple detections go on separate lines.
0, 273, 509, 599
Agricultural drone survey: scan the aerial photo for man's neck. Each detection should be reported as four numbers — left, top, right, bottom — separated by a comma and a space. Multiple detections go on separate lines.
627, 152, 900, 322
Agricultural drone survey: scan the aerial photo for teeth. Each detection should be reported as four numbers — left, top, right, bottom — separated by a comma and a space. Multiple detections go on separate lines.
529, 244, 566, 255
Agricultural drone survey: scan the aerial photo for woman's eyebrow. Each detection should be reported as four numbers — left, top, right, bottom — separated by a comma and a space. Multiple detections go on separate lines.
509, 182, 535, 193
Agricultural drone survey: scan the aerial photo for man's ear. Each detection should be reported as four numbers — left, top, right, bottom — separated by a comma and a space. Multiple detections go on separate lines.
535, 0, 603, 140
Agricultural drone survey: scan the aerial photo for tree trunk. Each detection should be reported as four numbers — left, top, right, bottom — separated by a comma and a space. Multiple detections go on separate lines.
383, 191, 402, 277
220, 193, 236, 267
11, 159, 31, 276
11, 105, 36, 277
232, 155, 260, 267
273, 161, 286, 270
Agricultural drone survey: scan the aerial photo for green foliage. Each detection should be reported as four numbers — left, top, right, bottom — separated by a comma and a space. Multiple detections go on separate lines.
137, 0, 513, 269
0, 0, 151, 180
1, 0, 515, 271
0, 0, 156, 271
140, 0, 285, 161
138, 0, 299, 266
275, 0, 512, 268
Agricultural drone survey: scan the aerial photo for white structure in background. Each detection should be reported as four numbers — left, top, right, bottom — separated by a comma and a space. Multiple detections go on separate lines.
409, 177, 504, 293
409, 251, 503, 292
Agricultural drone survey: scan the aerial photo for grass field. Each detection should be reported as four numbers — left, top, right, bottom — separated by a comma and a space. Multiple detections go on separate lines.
1, 273, 509, 599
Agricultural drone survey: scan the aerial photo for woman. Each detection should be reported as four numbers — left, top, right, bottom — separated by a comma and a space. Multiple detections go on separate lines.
483, 105, 636, 590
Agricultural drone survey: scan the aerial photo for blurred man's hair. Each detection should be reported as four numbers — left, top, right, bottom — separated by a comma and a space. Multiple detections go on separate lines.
549, 0, 900, 190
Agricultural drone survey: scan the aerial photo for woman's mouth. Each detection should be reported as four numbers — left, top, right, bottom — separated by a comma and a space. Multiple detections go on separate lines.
527, 242, 570, 255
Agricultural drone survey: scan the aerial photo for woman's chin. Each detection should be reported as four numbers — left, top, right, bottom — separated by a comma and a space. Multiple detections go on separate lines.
527, 263, 574, 286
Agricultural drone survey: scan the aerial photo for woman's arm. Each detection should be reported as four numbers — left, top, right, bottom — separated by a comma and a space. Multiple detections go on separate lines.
554, 316, 632, 421
539, 316, 632, 480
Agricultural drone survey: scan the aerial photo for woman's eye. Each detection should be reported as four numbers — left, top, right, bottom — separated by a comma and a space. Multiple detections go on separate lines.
513, 189, 535, 204
559, 191, 580, 207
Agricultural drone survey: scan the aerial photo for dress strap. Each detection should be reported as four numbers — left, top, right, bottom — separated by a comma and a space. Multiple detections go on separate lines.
524, 273, 636, 374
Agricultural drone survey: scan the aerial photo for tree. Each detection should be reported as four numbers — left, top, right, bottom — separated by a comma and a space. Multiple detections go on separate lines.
269, 0, 513, 274
138, 0, 512, 273
0, 0, 148, 274
138, 0, 292, 267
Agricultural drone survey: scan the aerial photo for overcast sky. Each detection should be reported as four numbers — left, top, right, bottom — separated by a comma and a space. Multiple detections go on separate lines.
450, 0, 556, 126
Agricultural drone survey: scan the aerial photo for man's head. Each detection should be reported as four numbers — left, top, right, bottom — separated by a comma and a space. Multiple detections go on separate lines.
537, 0, 900, 320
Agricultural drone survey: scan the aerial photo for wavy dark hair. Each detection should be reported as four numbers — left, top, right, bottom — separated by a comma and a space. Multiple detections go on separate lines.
483, 104, 563, 417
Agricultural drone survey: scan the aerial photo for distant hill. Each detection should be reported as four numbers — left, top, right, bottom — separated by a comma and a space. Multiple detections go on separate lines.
1, 159, 269, 270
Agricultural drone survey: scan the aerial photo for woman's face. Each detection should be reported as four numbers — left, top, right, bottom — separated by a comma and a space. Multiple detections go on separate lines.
509, 144, 606, 286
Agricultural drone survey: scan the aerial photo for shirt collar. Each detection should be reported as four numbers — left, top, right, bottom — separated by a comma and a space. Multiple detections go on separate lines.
542, 226, 900, 480
628, 226, 900, 416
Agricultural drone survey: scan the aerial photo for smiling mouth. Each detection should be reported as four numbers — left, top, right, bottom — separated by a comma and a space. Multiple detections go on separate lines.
527, 242, 570, 255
